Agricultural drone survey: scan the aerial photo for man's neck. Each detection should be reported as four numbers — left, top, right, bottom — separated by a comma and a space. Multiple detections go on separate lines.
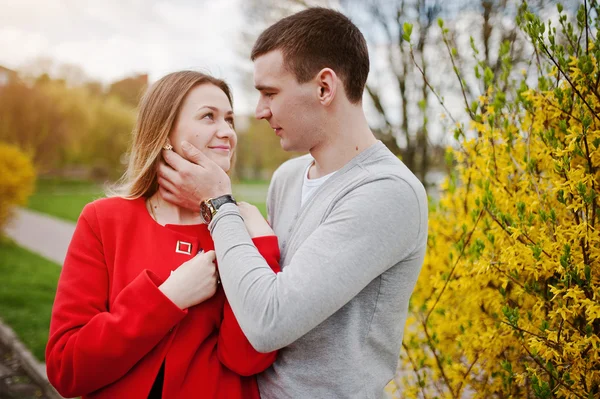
308, 111, 377, 179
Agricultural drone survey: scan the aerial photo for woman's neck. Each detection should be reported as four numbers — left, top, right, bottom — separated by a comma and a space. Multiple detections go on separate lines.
147, 192, 203, 226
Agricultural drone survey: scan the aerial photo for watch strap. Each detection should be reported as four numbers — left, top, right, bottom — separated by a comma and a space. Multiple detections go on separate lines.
211, 194, 237, 212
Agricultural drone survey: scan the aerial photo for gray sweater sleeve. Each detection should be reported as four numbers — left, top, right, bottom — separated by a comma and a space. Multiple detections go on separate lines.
209, 178, 423, 352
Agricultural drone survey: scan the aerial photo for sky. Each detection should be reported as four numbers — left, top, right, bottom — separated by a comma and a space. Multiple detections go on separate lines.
0, 0, 260, 112
0, 0, 566, 144
0, 0, 498, 141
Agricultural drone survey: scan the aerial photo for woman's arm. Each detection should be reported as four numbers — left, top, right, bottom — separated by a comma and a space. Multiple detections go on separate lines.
45, 203, 187, 398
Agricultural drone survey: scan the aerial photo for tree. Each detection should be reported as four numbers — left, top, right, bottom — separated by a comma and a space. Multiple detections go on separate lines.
0, 74, 136, 178
107, 74, 148, 108
234, 116, 303, 180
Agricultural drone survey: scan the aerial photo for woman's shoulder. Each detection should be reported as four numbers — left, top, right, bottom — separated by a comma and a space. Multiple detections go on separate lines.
80, 196, 145, 223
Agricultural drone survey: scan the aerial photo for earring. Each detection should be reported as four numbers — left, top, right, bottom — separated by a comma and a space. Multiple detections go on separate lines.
163, 143, 173, 151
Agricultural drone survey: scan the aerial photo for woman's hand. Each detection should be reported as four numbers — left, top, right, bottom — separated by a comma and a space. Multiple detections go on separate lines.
238, 201, 275, 238
159, 250, 218, 309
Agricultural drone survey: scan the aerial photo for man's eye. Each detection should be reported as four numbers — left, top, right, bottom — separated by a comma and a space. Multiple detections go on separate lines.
265, 93, 274, 98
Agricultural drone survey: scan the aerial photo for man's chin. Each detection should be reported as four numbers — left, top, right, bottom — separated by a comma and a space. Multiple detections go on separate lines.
280, 138, 297, 152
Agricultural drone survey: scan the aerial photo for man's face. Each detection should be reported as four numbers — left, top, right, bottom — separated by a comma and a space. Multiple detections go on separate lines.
253, 50, 320, 152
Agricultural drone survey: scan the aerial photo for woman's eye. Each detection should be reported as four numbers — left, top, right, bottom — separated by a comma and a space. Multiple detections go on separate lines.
226, 118, 234, 126
202, 112, 214, 120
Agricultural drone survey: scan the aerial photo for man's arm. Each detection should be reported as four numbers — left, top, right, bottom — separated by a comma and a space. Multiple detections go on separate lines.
210, 177, 425, 352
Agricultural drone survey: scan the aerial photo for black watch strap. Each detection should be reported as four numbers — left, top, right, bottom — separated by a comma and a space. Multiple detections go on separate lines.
211, 194, 237, 210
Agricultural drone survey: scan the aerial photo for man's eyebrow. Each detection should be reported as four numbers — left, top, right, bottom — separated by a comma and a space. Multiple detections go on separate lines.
255, 85, 277, 91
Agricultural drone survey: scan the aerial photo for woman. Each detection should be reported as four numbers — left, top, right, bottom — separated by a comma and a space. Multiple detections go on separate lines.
46, 71, 279, 398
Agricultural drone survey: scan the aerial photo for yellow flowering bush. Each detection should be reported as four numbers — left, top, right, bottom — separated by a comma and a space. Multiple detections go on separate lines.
0, 142, 35, 231
393, 3, 599, 398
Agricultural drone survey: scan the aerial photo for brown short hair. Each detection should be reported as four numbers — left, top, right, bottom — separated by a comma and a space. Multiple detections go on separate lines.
251, 7, 369, 104
109, 71, 234, 199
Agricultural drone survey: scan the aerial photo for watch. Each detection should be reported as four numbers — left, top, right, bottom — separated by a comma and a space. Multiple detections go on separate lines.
200, 194, 237, 224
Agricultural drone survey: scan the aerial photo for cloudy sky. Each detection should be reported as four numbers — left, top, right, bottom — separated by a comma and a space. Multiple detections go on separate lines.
0, 0, 261, 112
1, 0, 548, 142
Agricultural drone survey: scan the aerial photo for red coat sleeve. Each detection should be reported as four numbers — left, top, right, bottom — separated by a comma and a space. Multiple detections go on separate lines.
45, 203, 187, 398
217, 235, 280, 376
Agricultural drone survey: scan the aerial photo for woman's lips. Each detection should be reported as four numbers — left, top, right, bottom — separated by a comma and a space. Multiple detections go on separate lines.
208, 146, 231, 153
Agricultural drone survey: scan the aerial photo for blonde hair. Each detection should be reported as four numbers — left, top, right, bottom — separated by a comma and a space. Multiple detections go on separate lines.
109, 71, 234, 199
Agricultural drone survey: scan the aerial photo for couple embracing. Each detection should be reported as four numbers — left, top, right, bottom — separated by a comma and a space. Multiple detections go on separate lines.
46, 7, 428, 399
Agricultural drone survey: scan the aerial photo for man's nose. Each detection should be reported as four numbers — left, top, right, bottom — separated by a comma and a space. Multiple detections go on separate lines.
255, 102, 272, 120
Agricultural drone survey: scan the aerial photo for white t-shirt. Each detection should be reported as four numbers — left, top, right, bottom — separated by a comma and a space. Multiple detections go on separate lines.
301, 162, 337, 206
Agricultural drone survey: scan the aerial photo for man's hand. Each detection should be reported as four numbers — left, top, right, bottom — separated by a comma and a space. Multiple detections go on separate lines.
158, 141, 232, 211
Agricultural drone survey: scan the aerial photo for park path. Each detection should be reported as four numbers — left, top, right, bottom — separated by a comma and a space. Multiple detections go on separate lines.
4, 209, 75, 266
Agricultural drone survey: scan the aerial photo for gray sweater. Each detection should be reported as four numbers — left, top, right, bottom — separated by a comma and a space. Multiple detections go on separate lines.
210, 141, 428, 398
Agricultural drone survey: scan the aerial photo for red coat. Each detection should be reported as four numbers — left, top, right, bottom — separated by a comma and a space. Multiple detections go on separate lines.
46, 197, 279, 399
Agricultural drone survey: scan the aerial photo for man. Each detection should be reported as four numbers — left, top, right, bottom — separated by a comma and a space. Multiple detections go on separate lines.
159, 7, 428, 398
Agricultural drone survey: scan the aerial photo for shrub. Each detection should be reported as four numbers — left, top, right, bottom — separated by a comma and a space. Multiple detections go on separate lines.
0, 142, 36, 230
395, 3, 599, 398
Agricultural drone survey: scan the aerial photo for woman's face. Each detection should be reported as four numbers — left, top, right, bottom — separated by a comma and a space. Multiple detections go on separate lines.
169, 83, 237, 172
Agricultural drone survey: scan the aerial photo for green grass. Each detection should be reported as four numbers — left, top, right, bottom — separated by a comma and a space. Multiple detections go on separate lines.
28, 177, 269, 221
27, 178, 105, 222
233, 182, 269, 217
232, 178, 270, 186
0, 237, 61, 362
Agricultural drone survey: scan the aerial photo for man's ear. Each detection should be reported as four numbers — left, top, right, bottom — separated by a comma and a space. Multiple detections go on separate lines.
316, 68, 337, 106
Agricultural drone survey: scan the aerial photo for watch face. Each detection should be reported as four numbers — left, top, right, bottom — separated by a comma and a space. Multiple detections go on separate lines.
200, 202, 212, 224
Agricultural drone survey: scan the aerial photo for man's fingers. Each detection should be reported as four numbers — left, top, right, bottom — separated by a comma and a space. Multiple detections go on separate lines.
157, 176, 178, 196
157, 160, 180, 184
158, 186, 184, 208
162, 147, 189, 171
181, 141, 212, 166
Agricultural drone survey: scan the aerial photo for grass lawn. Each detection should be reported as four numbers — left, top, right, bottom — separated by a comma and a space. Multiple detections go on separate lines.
0, 237, 61, 362
27, 178, 105, 222
28, 178, 269, 221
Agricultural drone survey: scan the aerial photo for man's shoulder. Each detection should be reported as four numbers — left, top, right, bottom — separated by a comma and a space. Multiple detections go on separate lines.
359, 145, 427, 201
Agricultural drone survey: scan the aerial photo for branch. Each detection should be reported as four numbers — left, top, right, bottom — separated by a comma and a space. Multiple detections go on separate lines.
455, 353, 480, 397
402, 342, 431, 399
537, 40, 600, 123
420, 317, 458, 399
409, 46, 461, 127
365, 84, 393, 129
518, 339, 587, 399
441, 28, 476, 120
